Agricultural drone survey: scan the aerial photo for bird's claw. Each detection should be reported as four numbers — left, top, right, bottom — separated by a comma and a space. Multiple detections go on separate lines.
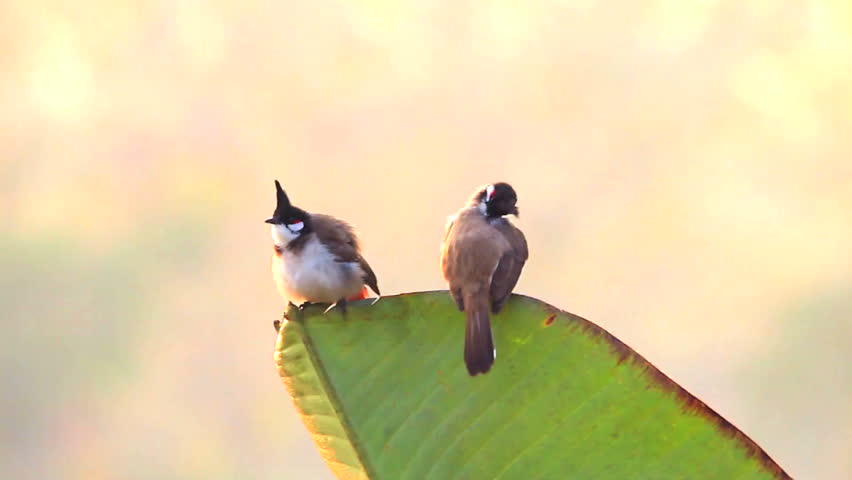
323, 299, 348, 316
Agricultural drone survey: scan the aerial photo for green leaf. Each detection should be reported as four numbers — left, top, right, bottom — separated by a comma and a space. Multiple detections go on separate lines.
274, 292, 790, 480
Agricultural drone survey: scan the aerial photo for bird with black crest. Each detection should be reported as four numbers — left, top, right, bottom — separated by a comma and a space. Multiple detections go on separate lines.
266, 180, 380, 314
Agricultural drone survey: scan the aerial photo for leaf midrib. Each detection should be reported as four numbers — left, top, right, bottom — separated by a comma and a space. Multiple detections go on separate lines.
301, 319, 377, 479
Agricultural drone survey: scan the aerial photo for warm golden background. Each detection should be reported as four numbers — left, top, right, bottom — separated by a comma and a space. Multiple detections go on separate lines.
2, 1, 850, 479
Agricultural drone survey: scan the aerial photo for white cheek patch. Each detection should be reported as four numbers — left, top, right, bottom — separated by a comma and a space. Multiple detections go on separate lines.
478, 200, 488, 215
485, 184, 495, 201
288, 221, 304, 233
272, 224, 299, 245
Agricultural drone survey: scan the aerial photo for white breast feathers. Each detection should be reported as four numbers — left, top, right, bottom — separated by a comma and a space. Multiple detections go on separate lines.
272, 236, 365, 304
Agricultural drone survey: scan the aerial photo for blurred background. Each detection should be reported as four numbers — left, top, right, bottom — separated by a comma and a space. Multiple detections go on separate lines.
1, 1, 850, 479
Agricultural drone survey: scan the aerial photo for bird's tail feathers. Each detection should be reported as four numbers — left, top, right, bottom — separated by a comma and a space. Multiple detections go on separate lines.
463, 290, 494, 376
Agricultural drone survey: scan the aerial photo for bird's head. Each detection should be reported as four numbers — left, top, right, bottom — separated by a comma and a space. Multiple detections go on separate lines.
475, 182, 519, 218
266, 180, 311, 245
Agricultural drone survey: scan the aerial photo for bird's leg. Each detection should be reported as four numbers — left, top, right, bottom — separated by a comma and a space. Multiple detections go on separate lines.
276, 302, 300, 331
323, 298, 348, 316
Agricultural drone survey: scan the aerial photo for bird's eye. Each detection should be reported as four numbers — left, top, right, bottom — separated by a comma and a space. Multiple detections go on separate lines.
288, 221, 304, 232
485, 184, 495, 201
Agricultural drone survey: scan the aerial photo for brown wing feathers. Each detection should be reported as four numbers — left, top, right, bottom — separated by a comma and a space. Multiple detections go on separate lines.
312, 214, 381, 296
489, 220, 529, 313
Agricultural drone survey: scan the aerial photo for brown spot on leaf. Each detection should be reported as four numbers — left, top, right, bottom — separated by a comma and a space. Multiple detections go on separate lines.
544, 314, 556, 326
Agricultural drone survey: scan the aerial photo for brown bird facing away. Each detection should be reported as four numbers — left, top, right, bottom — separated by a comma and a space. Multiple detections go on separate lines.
266, 180, 380, 313
441, 182, 529, 375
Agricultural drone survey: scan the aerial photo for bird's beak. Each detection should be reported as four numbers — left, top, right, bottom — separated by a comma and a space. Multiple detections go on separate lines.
265, 218, 276, 224
512, 206, 519, 217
